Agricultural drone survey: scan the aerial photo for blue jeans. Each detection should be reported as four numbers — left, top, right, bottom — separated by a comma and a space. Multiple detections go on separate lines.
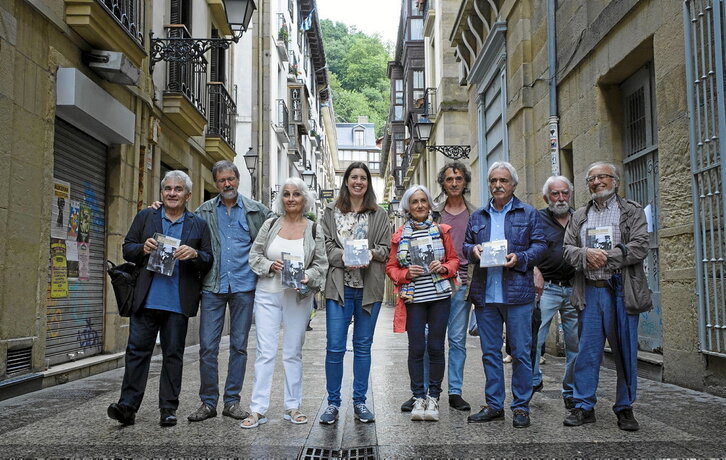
475, 302, 533, 412
119, 308, 188, 411
573, 275, 639, 412
325, 286, 381, 406
407, 297, 451, 399
447, 284, 471, 395
198, 291, 255, 407
532, 283, 579, 398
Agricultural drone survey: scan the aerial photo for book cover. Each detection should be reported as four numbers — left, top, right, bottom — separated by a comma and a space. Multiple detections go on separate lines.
281, 252, 305, 289
586, 226, 613, 250
480, 239, 508, 268
146, 233, 180, 276
344, 239, 369, 266
410, 236, 435, 273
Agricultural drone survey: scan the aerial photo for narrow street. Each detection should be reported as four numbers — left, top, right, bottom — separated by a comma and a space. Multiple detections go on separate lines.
1, 305, 725, 458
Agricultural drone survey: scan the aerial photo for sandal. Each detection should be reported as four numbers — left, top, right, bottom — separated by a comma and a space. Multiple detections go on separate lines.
240, 412, 267, 429
283, 408, 308, 424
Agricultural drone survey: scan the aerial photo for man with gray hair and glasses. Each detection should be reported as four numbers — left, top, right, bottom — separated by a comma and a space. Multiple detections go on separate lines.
187, 160, 273, 423
563, 161, 651, 432
530, 176, 578, 410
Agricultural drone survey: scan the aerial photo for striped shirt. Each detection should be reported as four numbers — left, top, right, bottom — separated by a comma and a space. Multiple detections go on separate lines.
410, 228, 451, 303
581, 194, 621, 281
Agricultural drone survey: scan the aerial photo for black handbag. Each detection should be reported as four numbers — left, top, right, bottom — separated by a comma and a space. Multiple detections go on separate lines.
107, 260, 139, 317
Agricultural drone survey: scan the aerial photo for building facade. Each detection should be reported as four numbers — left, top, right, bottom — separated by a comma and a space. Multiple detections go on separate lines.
335, 117, 384, 200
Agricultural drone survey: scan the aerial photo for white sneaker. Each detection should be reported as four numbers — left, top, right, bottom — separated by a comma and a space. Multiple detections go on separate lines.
423, 396, 439, 421
410, 398, 426, 421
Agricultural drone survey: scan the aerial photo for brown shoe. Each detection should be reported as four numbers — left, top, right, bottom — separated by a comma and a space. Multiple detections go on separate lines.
187, 403, 217, 422
223, 403, 249, 420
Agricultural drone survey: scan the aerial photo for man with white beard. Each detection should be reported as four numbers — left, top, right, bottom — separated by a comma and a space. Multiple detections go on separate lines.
562, 162, 651, 432
530, 176, 578, 410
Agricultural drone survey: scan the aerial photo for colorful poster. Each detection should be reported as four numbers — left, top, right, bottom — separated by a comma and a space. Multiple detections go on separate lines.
66, 241, 79, 280
51, 180, 71, 240
77, 203, 91, 243
67, 200, 80, 240
78, 242, 90, 281
50, 239, 68, 298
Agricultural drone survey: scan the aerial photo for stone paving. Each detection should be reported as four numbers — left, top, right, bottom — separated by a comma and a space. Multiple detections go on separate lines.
1, 305, 726, 458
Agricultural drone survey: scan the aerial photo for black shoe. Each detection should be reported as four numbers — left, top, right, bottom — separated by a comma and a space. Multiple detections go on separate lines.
512, 409, 530, 428
563, 407, 596, 426
564, 397, 576, 410
160, 408, 177, 427
448, 394, 471, 411
187, 403, 217, 422
401, 397, 416, 412
467, 406, 505, 423
615, 408, 640, 431
532, 381, 544, 393
107, 403, 136, 425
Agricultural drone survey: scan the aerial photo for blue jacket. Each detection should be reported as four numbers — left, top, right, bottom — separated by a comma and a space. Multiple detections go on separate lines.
463, 196, 546, 306
123, 207, 213, 317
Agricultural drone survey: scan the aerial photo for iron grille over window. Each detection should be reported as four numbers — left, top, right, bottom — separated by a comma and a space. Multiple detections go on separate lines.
164, 26, 208, 117
684, 0, 726, 357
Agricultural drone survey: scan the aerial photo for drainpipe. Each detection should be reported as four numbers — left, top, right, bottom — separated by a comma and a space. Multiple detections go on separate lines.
256, 0, 265, 201
548, 0, 560, 176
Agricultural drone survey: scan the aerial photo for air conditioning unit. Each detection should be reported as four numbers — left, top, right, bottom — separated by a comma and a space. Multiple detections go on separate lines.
86, 50, 140, 86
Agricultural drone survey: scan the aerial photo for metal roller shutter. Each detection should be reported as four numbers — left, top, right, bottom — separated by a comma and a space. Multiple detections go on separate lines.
46, 118, 107, 365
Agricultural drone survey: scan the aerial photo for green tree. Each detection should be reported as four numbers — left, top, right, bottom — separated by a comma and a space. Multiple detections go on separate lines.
320, 19, 391, 137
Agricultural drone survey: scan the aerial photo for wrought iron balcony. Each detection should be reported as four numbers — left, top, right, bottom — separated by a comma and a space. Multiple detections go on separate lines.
97, 0, 144, 45
275, 99, 290, 143
207, 83, 236, 149
164, 25, 207, 117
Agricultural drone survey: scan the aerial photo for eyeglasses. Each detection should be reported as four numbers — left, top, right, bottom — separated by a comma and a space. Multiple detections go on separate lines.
585, 174, 615, 183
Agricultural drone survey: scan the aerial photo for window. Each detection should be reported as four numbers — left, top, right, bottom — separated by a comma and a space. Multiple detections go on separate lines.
210, 29, 226, 83
412, 70, 424, 103
410, 18, 423, 40
354, 128, 365, 146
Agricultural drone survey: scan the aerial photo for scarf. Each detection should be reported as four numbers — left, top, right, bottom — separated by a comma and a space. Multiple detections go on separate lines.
396, 213, 451, 302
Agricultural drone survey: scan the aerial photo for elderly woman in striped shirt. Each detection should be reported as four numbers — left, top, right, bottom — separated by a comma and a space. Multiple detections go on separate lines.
386, 184, 459, 422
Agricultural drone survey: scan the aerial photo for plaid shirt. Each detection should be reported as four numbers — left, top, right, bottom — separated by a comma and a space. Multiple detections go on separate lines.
580, 194, 621, 280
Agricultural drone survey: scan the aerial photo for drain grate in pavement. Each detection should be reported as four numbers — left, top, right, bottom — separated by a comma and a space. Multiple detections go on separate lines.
299, 446, 378, 460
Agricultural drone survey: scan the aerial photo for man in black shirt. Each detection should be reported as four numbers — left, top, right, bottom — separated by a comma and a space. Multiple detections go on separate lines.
531, 176, 579, 410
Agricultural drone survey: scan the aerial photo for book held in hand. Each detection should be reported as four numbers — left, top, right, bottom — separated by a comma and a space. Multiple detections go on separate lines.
479, 239, 508, 268
147, 233, 180, 276
586, 226, 613, 250
344, 239, 369, 267
410, 236, 435, 273
281, 252, 305, 290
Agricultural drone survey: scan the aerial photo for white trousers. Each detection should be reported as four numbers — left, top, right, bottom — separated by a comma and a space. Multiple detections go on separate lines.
249, 289, 313, 415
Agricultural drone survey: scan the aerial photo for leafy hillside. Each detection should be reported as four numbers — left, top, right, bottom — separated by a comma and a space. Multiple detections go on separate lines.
320, 19, 391, 137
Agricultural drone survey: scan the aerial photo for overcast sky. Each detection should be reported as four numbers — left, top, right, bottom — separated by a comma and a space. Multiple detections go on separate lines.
316, 0, 401, 46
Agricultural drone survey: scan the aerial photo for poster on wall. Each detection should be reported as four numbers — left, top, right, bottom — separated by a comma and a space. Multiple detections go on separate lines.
50, 239, 68, 298
51, 180, 71, 240
66, 241, 79, 280
77, 203, 91, 243
77, 242, 90, 281
67, 200, 80, 240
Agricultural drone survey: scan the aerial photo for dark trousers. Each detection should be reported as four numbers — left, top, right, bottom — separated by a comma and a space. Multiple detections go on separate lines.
119, 308, 189, 411
406, 297, 451, 399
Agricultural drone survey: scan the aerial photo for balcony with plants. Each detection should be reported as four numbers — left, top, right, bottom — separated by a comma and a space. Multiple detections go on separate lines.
276, 13, 289, 62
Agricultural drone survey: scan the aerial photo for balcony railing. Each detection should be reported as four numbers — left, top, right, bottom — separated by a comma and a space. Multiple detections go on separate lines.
165, 26, 207, 117
276, 99, 290, 134
97, 0, 144, 46
207, 83, 236, 149
423, 87, 437, 119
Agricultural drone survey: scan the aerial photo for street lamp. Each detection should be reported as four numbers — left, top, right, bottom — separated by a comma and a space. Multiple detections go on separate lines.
414, 116, 471, 160
243, 147, 258, 199
302, 166, 316, 190
150, 0, 256, 70
390, 199, 401, 215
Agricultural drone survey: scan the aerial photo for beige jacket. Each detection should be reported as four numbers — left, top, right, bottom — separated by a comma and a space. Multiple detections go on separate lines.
249, 216, 328, 298
563, 195, 652, 314
322, 203, 392, 313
